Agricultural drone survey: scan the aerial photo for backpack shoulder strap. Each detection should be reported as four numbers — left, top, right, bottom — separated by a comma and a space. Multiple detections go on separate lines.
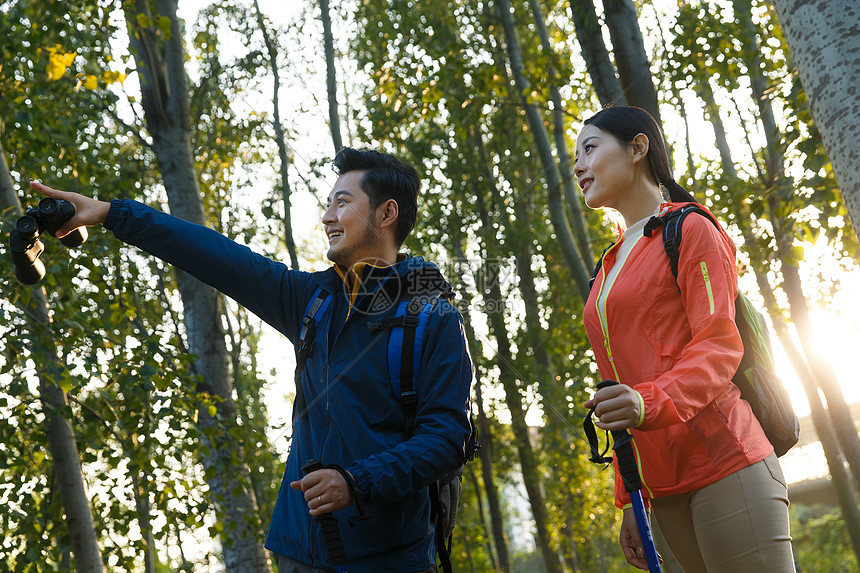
589, 242, 615, 293
293, 287, 331, 421
643, 204, 717, 281
386, 296, 439, 435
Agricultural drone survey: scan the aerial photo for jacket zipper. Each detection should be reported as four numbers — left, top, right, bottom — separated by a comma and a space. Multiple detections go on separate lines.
699, 261, 715, 315
594, 257, 620, 382
594, 236, 644, 382
594, 235, 653, 499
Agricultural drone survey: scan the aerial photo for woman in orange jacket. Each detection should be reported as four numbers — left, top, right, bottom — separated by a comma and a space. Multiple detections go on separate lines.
577, 106, 793, 572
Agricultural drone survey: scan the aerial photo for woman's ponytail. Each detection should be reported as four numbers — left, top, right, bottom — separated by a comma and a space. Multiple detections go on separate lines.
666, 179, 697, 204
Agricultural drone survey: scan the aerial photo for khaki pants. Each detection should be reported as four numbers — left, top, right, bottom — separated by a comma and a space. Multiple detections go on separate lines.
652, 453, 794, 573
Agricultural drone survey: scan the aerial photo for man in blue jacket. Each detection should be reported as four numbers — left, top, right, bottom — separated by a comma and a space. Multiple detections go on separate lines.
32, 147, 473, 572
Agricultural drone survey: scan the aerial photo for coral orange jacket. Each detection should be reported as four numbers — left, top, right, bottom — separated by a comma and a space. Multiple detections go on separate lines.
584, 203, 773, 508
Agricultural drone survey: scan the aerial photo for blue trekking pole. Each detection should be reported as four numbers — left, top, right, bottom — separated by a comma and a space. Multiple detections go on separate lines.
302, 460, 348, 573
593, 380, 662, 572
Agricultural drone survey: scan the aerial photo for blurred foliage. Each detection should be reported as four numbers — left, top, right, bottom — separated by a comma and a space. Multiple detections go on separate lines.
792, 504, 857, 573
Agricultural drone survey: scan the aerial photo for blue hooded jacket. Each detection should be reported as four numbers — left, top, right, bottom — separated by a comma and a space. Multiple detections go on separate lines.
105, 200, 473, 572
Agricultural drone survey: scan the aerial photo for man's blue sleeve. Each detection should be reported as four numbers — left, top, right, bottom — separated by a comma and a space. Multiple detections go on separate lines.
346, 301, 473, 501
104, 199, 310, 340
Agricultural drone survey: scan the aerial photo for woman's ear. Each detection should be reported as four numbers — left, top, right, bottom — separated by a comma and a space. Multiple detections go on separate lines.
631, 133, 650, 164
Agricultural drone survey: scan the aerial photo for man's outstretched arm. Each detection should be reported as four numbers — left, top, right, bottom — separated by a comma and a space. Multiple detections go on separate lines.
29, 181, 310, 340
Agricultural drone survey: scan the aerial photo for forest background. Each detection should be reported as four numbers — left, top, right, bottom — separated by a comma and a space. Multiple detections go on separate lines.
2, 0, 860, 571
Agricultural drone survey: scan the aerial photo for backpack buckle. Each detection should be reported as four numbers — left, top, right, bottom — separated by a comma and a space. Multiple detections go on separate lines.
401, 390, 418, 407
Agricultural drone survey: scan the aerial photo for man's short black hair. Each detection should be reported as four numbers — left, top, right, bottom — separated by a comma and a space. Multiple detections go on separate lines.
332, 147, 420, 247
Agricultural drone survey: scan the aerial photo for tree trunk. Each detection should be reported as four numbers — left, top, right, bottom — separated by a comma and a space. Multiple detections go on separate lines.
732, 0, 860, 488
496, 0, 591, 301
601, 0, 662, 125
466, 449, 500, 572
0, 146, 104, 572
568, 0, 625, 106
770, 0, 860, 241
485, 298, 562, 573
319, 0, 343, 152
454, 239, 513, 573
474, 373, 513, 573
773, 242, 860, 490
471, 177, 563, 573
696, 78, 734, 177
702, 88, 860, 555
472, 126, 573, 440
130, 466, 157, 573
252, 0, 299, 269
732, 0, 782, 180
124, 313, 159, 573
529, 0, 594, 270
123, 2, 271, 571
765, 296, 860, 562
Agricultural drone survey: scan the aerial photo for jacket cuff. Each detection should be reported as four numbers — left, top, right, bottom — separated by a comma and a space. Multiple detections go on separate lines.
103, 199, 125, 231
346, 463, 372, 502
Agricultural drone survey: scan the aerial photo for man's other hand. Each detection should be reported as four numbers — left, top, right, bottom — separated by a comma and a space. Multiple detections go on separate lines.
290, 469, 355, 516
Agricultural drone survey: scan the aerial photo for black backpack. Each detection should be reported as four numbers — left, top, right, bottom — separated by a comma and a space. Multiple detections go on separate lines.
295, 287, 479, 572
590, 204, 800, 456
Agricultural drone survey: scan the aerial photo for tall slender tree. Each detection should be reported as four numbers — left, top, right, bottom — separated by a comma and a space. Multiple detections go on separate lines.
496, 0, 591, 300
770, 0, 860, 241
454, 237, 513, 573
731, 0, 860, 487
252, 0, 300, 269
601, 0, 662, 124
529, 0, 594, 269
1, 144, 104, 573
568, 0, 625, 106
121, 2, 271, 570
319, 0, 344, 152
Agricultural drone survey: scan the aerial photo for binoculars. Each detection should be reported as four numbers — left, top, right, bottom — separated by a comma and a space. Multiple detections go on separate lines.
9, 197, 87, 285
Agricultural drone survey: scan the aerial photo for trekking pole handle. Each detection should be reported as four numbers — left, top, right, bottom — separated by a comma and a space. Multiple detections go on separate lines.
595, 380, 642, 492
596, 380, 662, 572
302, 460, 348, 571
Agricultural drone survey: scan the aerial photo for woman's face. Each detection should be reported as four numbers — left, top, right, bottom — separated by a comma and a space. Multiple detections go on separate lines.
573, 124, 637, 210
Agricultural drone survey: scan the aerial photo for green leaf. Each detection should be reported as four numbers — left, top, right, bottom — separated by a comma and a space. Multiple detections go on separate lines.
789, 245, 805, 265
158, 15, 172, 40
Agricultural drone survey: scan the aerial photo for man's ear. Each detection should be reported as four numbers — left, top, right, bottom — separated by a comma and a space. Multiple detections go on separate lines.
378, 199, 399, 231
631, 133, 650, 164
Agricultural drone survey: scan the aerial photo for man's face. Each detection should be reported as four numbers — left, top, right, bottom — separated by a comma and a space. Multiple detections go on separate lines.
322, 170, 385, 268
